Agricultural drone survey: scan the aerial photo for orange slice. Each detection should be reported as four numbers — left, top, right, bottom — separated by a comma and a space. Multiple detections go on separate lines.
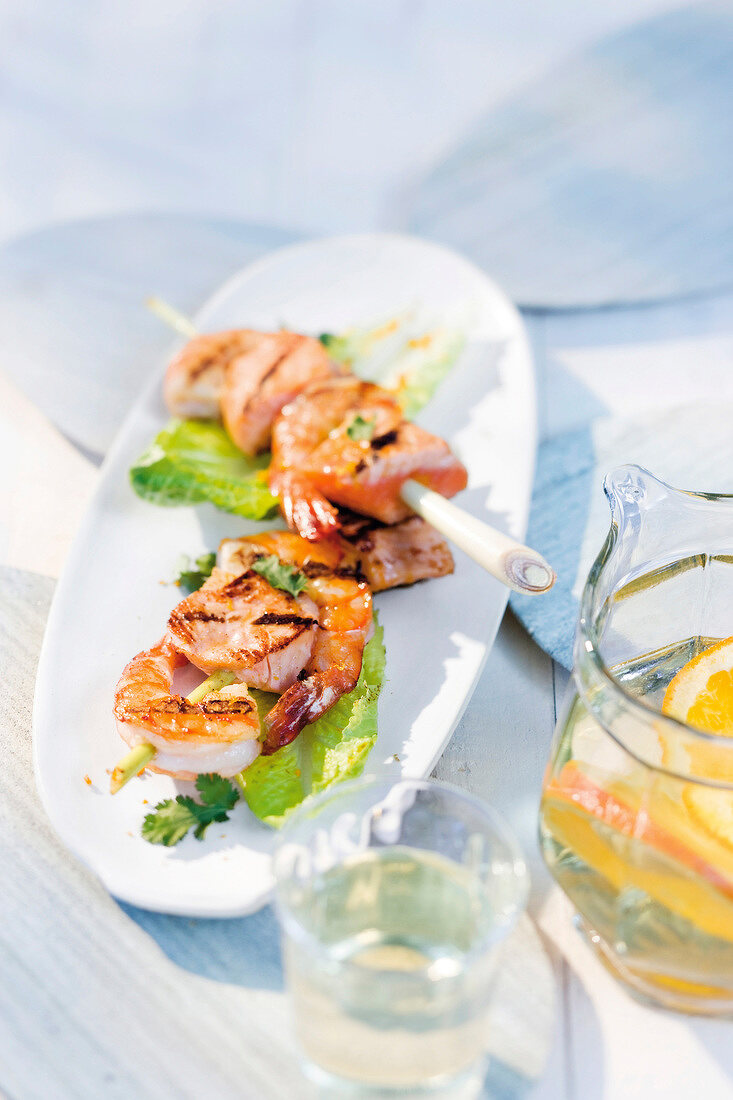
663, 638, 733, 848
542, 763, 733, 942
663, 637, 733, 733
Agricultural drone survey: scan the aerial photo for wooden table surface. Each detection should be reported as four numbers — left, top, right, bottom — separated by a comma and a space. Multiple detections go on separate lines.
3, 215, 733, 1099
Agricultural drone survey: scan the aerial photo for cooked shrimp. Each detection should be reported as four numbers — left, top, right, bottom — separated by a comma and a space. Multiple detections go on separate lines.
163, 330, 257, 419
215, 531, 372, 753
167, 567, 320, 692
113, 637, 261, 779
164, 327, 341, 453
270, 376, 468, 539
220, 331, 341, 455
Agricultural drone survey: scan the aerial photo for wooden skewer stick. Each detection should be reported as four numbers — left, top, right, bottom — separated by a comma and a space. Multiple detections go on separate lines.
147, 298, 556, 596
400, 480, 555, 596
109, 671, 237, 793
146, 296, 199, 339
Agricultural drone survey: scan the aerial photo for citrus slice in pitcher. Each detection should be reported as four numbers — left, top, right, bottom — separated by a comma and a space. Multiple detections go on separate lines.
663, 637, 733, 733
663, 637, 733, 847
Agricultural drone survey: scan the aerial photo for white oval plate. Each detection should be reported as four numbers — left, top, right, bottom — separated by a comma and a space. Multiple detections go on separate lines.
33, 234, 536, 917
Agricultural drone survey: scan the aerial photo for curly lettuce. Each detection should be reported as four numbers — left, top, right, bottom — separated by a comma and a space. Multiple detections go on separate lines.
130, 418, 277, 520
236, 614, 385, 826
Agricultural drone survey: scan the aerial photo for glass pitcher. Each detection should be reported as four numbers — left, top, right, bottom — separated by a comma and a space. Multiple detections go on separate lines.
540, 464, 733, 1015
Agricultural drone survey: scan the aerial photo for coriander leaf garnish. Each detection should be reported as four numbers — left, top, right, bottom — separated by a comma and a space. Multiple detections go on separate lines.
141, 797, 200, 846
196, 772, 240, 812
346, 414, 376, 442
251, 554, 307, 598
141, 773, 240, 846
174, 551, 216, 594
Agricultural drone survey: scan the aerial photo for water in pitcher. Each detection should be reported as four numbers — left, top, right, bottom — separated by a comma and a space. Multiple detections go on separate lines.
541, 636, 733, 1012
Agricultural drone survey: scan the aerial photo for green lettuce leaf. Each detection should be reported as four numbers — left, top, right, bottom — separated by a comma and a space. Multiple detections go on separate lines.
321, 315, 464, 417
236, 614, 385, 827
319, 319, 462, 420
130, 418, 278, 520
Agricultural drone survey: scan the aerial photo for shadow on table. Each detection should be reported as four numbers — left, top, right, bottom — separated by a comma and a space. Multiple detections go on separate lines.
481, 1058, 544, 1100
563, 971, 605, 1100
119, 900, 284, 991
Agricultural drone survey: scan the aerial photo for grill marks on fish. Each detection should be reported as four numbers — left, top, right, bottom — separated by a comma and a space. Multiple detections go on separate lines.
175, 609, 225, 623
221, 331, 342, 454
252, 611, 317, 627
163, 327, 342, 454
166, 565, 320, 691
371, 428, 399, 450
238, 346, 292, 415
213, 531, 374, 752
128, 696, 255, 718
218, 515, 455, 596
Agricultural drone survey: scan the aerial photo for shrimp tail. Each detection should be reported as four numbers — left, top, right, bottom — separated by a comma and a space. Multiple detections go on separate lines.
271, 471, 341, 542
261, 668, 358, 754
261, 680, 319, 753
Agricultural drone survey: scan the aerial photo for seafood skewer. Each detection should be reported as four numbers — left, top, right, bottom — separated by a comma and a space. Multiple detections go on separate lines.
152, 304, 555, 595
111, 530, 374, 789
168, 532, 373, 753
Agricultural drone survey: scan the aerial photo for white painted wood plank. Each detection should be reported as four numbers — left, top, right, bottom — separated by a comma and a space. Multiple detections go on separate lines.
1, 567, 303, 1100
537, 289, 733, 440
434, 611, 568, 1097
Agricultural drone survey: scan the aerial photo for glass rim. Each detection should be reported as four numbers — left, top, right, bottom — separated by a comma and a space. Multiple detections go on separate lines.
272, 774, 529, 970
577, 464, 733, 775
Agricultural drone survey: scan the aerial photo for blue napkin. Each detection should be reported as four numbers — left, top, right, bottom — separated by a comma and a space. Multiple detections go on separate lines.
409, 2, 733, 307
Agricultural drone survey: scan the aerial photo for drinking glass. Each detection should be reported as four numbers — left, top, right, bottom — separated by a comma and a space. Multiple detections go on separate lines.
273, 776, 528, 1097
540, 464, 733, 1014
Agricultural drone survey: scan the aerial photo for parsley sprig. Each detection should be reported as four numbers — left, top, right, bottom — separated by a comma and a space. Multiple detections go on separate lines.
142, 774, 240, 846
174, 551, 216, 594
346, 414, 376, 442
251, 554, 307, 598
